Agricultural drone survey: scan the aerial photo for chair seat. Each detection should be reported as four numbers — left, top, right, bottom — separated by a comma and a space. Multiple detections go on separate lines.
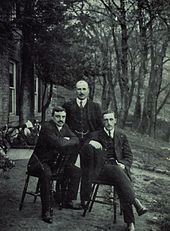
25, 171, 39, 178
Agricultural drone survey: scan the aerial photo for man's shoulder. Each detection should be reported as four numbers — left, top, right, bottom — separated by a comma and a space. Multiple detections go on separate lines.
115, 128, 127, 139
90, 129, 103, 136
88, 100, 100, 107
41, 120, 50, 127
87, 100, 102, 114
41, 120, 54, 129
63, 123, 71, 130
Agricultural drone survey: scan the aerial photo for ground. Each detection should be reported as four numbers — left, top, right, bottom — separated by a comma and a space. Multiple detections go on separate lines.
0, 130, 170, 231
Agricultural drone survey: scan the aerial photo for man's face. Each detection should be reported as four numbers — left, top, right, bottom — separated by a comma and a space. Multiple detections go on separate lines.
76, 81, 89, 100
103, 113, 116, 131
52, 111, 66, 127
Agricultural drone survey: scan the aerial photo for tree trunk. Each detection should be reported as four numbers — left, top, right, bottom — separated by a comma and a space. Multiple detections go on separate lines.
107, 50, 118, 116
133, 2, 148, 130
19, 0, 35, 125
139, 31, 169, 136
89, 75, 95, 100
101, 73, 109, 111
41, 82, 53, 122
118, 0, 129, 127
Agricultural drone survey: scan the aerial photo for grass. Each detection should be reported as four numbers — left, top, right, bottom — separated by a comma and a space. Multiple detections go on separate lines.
124, 128, 170, 171
125, 128, 170, 230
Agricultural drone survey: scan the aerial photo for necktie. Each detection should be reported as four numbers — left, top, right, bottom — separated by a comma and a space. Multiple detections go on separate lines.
108, 130, 112, 138
80, 100, 83, 108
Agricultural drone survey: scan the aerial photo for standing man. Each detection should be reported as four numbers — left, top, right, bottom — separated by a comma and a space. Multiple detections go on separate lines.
27, 106, 81, 223
62, 80, 103, 206
63, 79, 103, 163
80, 110, 148, 231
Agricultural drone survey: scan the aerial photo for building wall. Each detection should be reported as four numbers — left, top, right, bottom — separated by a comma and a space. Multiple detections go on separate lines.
0, 37, 43, 128
0, 52, 10, 127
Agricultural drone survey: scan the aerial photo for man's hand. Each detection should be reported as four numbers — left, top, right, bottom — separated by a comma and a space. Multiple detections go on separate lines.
89, 140, 103, 150
64, 137, 70, 140
115, 160, 125, 169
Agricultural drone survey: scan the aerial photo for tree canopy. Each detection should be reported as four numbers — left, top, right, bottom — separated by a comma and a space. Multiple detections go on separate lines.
1, 0, 170, 138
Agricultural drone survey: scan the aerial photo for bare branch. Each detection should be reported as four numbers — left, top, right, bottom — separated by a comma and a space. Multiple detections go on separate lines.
111, 0, 120, 10
99, 0, 112, 13
163, 58, 170, 65
159, 82, 170, 94
157, 89, 170, 115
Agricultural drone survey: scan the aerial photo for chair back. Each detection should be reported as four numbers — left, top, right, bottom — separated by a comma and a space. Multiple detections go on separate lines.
92, 178, 114, 186
51, 152, 71, 178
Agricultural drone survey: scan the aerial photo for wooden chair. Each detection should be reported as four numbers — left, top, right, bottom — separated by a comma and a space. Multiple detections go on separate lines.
82, 179, 121, 224
19, 152, 70, 213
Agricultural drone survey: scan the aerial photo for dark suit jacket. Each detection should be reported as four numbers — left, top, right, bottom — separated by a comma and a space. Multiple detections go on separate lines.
27, 120, 79, 171
89, 128, 133, 178
63, 99, 103, 132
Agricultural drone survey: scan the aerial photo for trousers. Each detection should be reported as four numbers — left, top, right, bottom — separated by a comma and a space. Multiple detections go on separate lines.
28, 162, 81, 213
80, 143, 135, 223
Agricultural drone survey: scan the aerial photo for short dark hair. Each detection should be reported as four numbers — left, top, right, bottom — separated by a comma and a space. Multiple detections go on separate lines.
52, 106, 66, 116
102, 109, 115, 117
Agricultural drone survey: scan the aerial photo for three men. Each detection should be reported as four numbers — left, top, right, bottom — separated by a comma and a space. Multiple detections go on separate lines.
27, 106, 81, 223
80, 110, 147, 231
27, 80, 147, 229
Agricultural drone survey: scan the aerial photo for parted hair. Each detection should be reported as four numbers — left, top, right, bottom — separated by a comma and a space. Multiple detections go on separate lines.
52, 106, 66, 116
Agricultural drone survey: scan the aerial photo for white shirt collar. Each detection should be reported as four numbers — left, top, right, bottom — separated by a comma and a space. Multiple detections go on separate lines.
104, 127, 114, 138
76, 98, 87, 108
57, 126, 62, 131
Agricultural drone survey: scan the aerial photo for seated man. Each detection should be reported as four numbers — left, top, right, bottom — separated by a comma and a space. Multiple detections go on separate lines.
80, 110, 148, 231
27, 106, 81, 223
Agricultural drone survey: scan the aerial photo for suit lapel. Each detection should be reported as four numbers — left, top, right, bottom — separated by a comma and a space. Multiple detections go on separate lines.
113, 129, 121, 159
98, 129, 109, 145
60, 124, 67, 136
114, 129, 118, 148
68, 99, 78, 112
49, 119, 62, 136
86, 100, 95, 131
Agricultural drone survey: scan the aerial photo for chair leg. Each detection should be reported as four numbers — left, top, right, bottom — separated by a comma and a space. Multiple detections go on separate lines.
19, 174, 30, 210
82, 183, 96, 217
50, 179, 53, 217
89, 184, 99, 212
57, 180, 65, 210
113, 187, 117, 224
33, 179, 40, 203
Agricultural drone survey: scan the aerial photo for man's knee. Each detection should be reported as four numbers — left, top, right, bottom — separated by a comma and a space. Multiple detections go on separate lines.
80, 143, 95, 160
66, 165, 81, 179
41, 164, 52, 179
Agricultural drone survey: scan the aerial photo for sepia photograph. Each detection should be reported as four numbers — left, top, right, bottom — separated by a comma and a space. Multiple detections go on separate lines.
0, 1, 170, 230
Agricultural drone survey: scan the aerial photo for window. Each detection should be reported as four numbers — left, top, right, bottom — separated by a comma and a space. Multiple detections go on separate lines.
9, 62, 17, 115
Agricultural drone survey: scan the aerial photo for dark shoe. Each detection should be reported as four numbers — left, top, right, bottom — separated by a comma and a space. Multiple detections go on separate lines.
127, 222, 135, 231
81, 200, 89, 210
63, 201, 82, 210
134, 198, 148, 216
42, 211, 53, 224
